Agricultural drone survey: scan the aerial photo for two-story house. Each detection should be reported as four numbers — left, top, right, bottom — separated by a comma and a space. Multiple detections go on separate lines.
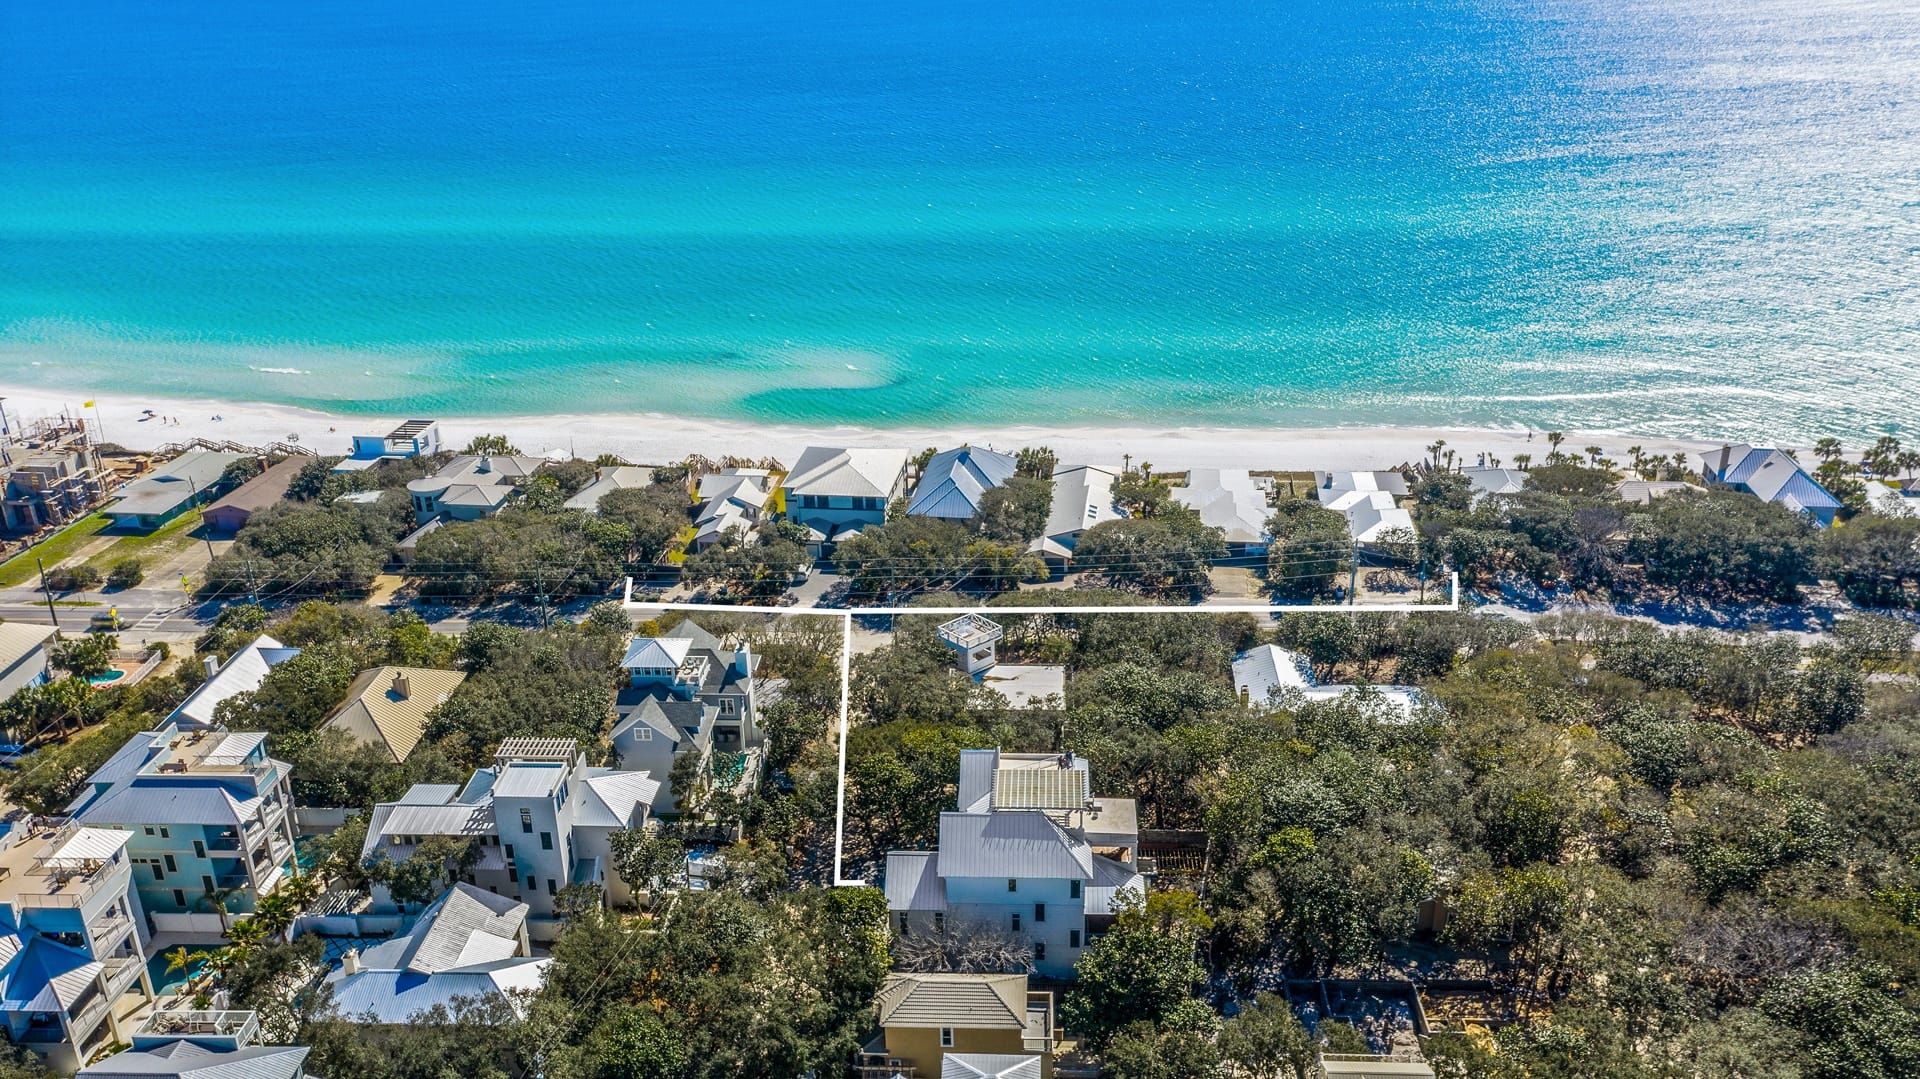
0, 819, 157, 1072
403, 454, 543, 527
885, 750, 1147, 980
780, 446, 910, 554
857, 972, 1059, 1079
360, 739, 658, 939
1698, 444, 1842, 527
331, 419, 442, 474
326, 882, 547, 1024
67, 725, 299, 929
611, 619, 783, 812
692, 468, 773, 550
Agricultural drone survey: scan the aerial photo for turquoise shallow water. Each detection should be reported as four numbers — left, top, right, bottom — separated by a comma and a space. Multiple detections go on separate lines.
2, 0, 1917, 440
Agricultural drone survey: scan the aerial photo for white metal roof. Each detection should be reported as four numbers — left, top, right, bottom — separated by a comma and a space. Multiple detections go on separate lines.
782, 446, 909, 499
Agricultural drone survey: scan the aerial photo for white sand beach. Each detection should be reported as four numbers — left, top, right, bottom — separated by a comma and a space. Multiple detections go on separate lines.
0, 382, 1723, 473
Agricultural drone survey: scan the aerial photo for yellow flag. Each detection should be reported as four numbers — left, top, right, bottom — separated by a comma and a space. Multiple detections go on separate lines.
83, 400, 95, 408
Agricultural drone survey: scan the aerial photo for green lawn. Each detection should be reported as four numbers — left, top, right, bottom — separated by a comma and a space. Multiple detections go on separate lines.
82, 507, 210, 573
0, 513, 113, 587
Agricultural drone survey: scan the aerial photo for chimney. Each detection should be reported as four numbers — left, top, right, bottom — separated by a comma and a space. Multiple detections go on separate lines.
203, 655, 220, 679
392, 671, 411, 700
341, 948, 361, 976
1717, 444, 1732, 479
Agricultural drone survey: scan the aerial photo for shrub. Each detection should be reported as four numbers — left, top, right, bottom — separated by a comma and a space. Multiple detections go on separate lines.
107, 558, 144, 589
46, 564, 102, 592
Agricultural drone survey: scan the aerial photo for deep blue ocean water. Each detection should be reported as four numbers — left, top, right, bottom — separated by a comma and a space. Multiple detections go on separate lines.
2, 0, 1916, 439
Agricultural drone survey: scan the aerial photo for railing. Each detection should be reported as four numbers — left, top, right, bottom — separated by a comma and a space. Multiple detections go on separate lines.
88, 912, 135, 952
137, 1008, 258, 1044
855, 1058, 917, 1079
68, 995, 108, 1038
102, 956, 145, 998
17, 867, 115, 908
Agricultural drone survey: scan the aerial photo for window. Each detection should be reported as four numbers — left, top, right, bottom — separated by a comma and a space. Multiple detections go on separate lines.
1011, 913, 1021, 932
160, 827, 170, 839
632, 728, 651, 741
1069, 880, 1082, 900
201, 875, 215, 894
164, 855, 177, 873
143, 827, 155, 836
150, 864, 164, 882
719, 698, 737, 716
503, 843, 514, 861
520, 808, 533, 833
193, 840, 205, 859
934, 913, 944, 933
1035, 942, 1046, 961
1070, 930, 1082, 948
940, 1028, 954, 1048
546, 879, 557, 896
1007, 878, 1018, 893
172, 889, 186, 907
898, 913, 910, 935
508, 864, 519, 884
540, 831, 553, 851
1034, 903, 1046, 922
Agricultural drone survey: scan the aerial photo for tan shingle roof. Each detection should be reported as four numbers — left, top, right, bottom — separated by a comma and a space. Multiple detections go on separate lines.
324, 666, 466, 762
877, 973, 1028, 1030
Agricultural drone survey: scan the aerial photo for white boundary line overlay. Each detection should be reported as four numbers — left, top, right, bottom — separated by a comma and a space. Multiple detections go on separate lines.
624, 573, 1460, 886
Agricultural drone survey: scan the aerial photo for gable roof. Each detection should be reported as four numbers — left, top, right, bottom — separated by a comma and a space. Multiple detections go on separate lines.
202, 457, 301, 518
783, 446, 909, 499
1701, 445, 1841, 510
324, 666, 467, 763
564, 466, 656, 512
908, 447, 1018, 520
108, 451, 248, 518
1036, 465, 1123, 544
937, 811, 1094, 881
77, 782, 260, 828
621, 637, 691, 670
884, 851, 947, 912
1460, 466, 1526, 500
943, 1054, 1044, 1079
79, 1043, 312, 1079
1170, 468, 1270, 544
169, 635, 301, 728
574, 770, 661, 829
877, 973, 1029, 1030
0, 622, 56, 675
356, 882, 527, 975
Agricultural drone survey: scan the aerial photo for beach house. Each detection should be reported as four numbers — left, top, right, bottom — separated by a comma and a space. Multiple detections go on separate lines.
166, 635, 301, 729
200, 457, 303, 534
331, 419, 442, 474
1697, 444, 1842, 527
779, 446, 910, 552
1314, 470, 1417, 548
1027, 465, 1125, 570
324, 882, 547, 1025
857, 973, 1060, 1079
562, 465, 655, 513
0, 622, 57, 704
404, 454, 543, 527
360, 739, 659, 936
321, 665, 468, 763
692, 468, 774, 550
907, 446, 1018, 523
0, 819, 157, 1073
885, 750, 1148, 980
611, 619, 782, 811
103, 451, 247, 532
79, 1009, 311, 1079
1232, 644, 1424, 722
1458, 466, 1526, 503
68, 724, 300, 927
1169, 468, 1271, 551
937, 615, 1064, 710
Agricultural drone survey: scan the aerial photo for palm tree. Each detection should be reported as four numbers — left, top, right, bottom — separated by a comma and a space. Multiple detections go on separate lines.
1426, 440, 1447, 469
1814, 437, 1843, 463
163, 946, 210, 980
1583, 445, 1603, 465
1627, 445, 1645, 473
194, 884, 247, 934
1513, 453, 1533, 471
251, 892, 298, 942
1899, 449, 1920, 482
225, 918, 268, 952
280, 872, 323, 908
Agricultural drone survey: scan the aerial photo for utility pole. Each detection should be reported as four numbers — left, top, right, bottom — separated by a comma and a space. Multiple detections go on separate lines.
1348, 540, 1359, 606
35, 557, 60, 632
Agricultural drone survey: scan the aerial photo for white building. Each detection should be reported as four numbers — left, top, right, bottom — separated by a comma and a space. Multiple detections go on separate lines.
80, 1009, 311, 1079
1232, 644, 1423, 721
331, 419, 442, 474
167, 635, 301, 729
1170, 468, 1271, 550
361, 739, 658, 939
1314, 471, 1416, 547
326, 882, 547, 1024
692, 468, 774, 550
885, 750, 1147, 980
0, 622, 57, 705
563, 465, 656, 513
780, 446, 911, 552
1028, 465, 1125, 569
1459, 466, 1526, 503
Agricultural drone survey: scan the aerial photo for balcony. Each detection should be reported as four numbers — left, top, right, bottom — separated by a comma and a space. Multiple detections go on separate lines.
102, 956, 145, 998
87, 911, 135, 954
855, 1055, 917, 1079
135, 1009, 258, 1051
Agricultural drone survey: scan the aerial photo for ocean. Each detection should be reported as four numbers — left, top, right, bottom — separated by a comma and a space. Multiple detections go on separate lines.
2, 0, 1916, 441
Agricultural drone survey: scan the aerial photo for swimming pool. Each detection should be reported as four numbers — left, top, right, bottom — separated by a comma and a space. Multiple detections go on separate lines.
146, 944, 222, 996
88, 670, 126, 685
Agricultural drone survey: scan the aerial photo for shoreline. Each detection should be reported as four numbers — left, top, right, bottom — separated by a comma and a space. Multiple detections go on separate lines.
0, 382, 1726, 473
